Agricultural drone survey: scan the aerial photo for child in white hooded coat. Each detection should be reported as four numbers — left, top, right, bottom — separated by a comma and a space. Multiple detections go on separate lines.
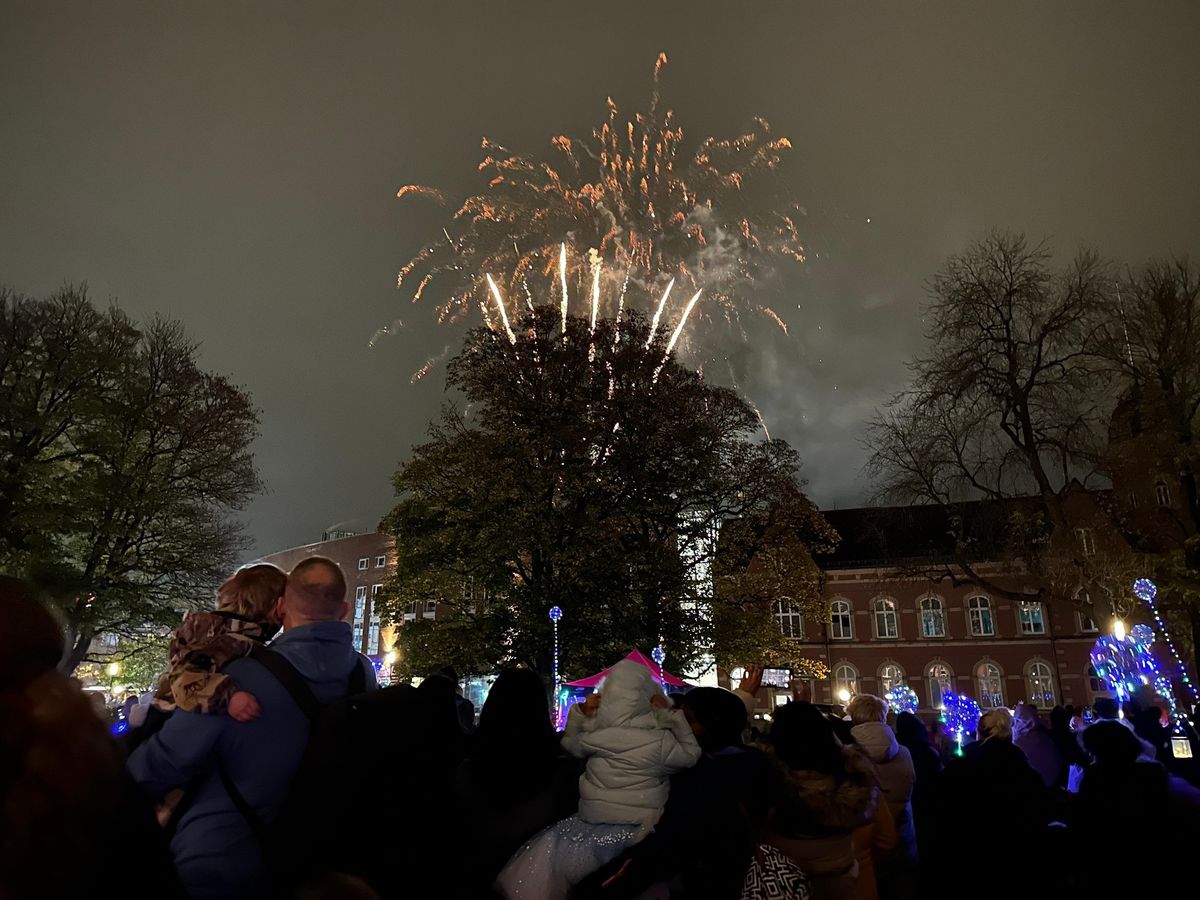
495, 659, 702, 900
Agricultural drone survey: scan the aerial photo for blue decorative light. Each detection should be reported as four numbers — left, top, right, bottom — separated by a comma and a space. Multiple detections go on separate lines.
111, 719, 129, 736
884, 683, 919, 715
550, 606, 563, 727
940, 693, 981, 751
651, 645, 666, 665
1130, 623, 1155, 648
1133, 578, 1157, 603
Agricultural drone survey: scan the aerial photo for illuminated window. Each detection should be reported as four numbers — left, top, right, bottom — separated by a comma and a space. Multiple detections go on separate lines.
879, 663, 905, 693
775, 598, 804, 639
968, 596, 994, 636
1025, 661, 1056, 709
832, 662, 859, 699
976, 661, 1004, 709
367, 617, 381, 655
830, 600, 854, 640
1019, 602, 1046, 635
873, 597, 899, 639
926, 662, 954, 708
920, 596, 946, 638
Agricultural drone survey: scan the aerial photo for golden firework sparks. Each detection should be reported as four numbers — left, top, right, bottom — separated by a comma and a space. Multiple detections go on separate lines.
394, 54, 806, 334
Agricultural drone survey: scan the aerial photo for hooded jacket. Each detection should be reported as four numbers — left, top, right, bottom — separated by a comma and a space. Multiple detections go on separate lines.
561, 660, 701, 831
127, 621, 376, 900
766, 744, 879, 897
848, 721, 916, 865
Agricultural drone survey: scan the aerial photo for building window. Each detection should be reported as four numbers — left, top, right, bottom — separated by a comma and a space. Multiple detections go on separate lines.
358, 558, 369, 571
832, 662, 859, 700
355, 585, 367, 601
976, 661, 1004, 709
372, 584, 383, 597
919, 596, 946, 638
873, 597, 899, 639
353, 595, 366, 621
1074, 528, 1096, 557
1076, 611, 1098, 633
878, 663, 904, 693
367, 617, 381, 655
424, 599, 437, 619
967, 595, 994, 636
352, 623, 364, 650
1087, 663, 1113, 700
404, 600, 416, 619
830, 600, 854, 640
375, 555, 387, 568
1025, 661, 1056, 708
1156, 479, 1172, 507
926, 662, 954, 709
775, 598, 804, 639
1019, 601, 1046, 635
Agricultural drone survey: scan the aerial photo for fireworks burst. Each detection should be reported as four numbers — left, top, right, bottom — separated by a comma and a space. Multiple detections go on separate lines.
395, 52, 805, 337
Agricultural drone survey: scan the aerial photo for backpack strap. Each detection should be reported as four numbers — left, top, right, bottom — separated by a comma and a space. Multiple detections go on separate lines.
218, 646, 366, 844
246, 644, 321, 723
349, 655, 369, 695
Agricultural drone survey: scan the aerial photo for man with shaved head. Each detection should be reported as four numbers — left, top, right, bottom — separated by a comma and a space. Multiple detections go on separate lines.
128, 556, 376, 900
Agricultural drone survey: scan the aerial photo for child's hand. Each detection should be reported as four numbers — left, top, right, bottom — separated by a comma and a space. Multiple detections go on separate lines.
228, 691, 262, 722
580, 693, 602, 717
650, 693, 669, 710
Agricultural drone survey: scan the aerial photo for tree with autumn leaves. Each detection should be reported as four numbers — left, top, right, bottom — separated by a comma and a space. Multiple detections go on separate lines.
378, 306, 835, 681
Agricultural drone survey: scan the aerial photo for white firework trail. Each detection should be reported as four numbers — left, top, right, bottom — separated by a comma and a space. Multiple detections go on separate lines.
653, 289, 702, 382
559, 242, 569, 341
485, 274, 518, 344
645, 278, 675, 348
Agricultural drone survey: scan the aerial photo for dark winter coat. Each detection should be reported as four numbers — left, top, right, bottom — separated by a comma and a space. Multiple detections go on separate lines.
934, 739, 1048, 900
766, 745, 880, 900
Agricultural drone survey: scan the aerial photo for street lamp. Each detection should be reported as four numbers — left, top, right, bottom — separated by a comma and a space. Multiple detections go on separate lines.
105, 661, 121, 678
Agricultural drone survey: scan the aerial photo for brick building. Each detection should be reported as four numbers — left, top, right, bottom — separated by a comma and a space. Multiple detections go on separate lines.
736, 490, 1144, 719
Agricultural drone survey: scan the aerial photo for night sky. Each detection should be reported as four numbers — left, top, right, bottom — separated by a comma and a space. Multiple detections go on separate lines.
3, 2, 1199, 557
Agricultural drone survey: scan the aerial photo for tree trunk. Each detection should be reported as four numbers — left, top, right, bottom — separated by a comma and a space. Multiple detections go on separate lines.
60, 627, 93, 675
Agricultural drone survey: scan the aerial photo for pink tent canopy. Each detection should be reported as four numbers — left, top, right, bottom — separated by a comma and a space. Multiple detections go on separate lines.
565, 648, 690, 688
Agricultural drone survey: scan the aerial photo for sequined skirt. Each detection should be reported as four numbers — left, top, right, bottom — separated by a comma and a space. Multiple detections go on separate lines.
494, 815, 642, 900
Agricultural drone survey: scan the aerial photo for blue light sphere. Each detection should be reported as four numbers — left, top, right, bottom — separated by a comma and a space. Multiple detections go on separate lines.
549, 606, 563, 623
1130, 623, 1155, 647
651, 645, 666, 665
1133, 578, 1157, 603
885, 684, 919, 715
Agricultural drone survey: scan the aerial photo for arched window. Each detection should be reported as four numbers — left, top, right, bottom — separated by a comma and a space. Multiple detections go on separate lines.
976, 661, 1004, 709
830, 599, 854, 640
920, 596, 946, 638
1025, 660, 1056, 709
775, 598, 804, 639
873, 597, 899, 639
1156, 479, 1172, 507
926, 661, 954, 709
878, 663, 905, 693
967, 595, 994, 636
832, 662, 859, 701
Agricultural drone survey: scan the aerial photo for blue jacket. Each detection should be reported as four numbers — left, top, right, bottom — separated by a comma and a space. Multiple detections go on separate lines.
127, 621, 376, 900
